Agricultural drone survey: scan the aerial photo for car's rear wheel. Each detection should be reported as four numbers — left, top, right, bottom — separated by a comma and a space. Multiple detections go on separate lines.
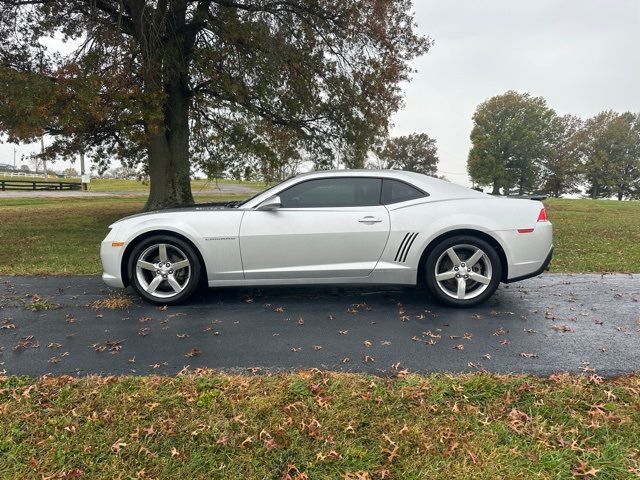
128, 235, 202, 305
425, 235, 502, 307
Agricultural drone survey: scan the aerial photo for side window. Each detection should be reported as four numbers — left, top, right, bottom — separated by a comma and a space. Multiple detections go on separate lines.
279, 178, 382, 208
381, 179, 426, 204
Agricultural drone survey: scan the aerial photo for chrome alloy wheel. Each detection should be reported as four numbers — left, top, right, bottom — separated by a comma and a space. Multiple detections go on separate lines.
135, 243, 191, 299
434, 244, 492, 300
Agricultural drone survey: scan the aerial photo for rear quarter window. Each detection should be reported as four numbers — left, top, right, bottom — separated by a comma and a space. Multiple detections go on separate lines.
381, 179, 427, 205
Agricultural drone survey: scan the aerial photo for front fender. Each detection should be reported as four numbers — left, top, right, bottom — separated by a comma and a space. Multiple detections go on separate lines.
111, 219, 209, 286
112, 211, 245, 284
120, 218, 207, 253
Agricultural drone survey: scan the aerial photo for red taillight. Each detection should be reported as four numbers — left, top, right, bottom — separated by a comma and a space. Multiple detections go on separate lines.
537, 208, 548, 222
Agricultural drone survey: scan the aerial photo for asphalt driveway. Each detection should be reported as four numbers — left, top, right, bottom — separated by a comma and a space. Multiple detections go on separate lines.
1, 274, 638, 377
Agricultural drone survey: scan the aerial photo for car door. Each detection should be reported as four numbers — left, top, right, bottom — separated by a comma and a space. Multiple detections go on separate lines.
239, 177, 390, 279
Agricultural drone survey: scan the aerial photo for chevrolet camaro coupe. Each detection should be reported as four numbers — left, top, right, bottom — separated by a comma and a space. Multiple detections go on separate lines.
101, 170, 553, 307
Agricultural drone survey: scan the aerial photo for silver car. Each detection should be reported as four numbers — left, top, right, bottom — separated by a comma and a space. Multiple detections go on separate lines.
101, 170, 553, 307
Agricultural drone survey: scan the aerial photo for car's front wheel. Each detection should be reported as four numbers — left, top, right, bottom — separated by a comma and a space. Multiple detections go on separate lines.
425, 236, 502, 307
128, 235, 202, 305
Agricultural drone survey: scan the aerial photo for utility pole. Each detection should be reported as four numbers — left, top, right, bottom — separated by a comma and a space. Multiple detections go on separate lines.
40, 137, 48, 179
80, 151, 88, 191
13, 148, 16, 169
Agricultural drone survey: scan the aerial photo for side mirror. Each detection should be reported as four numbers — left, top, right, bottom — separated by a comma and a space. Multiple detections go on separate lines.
257, 195, 282, 210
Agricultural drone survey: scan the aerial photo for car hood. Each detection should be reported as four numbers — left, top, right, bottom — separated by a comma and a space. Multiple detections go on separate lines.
110, 201, 242, 227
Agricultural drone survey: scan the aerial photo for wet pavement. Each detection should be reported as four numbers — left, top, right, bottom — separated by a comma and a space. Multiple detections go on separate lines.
0, 274, 638, 377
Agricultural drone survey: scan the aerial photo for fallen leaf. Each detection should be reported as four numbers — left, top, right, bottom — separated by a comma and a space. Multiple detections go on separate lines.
552, 325, 575, 333
138, 327, 151, 337
111, 438, 127, 454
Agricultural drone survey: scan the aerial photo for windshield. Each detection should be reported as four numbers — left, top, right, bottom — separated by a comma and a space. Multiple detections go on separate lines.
238, 177, 291, 207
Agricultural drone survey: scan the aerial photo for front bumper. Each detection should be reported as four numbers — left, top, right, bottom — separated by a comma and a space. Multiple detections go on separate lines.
100, 227, 126, 288
102, 271, 125, 288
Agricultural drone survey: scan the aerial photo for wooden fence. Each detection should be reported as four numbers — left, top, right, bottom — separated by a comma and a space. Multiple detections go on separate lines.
0, 179, 81, 191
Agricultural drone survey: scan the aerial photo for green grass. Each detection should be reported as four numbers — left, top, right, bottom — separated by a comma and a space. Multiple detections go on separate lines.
1, 372, 639, 478
0, 196, 638, 275
88, 178, 267, 193
546, 199, 640, 272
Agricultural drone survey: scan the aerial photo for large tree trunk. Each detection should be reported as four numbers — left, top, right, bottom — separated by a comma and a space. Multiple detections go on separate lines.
144, 76, 194, 211
491, 181, 500, 195
135, 2, 195, 211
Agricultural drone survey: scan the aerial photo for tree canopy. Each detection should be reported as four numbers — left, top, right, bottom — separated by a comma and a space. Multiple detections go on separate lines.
579, 111, 640, 200
539, 114, 583, 198
375, 132, 438, 175
0, 0, 430, 209
467, 91, 555, 195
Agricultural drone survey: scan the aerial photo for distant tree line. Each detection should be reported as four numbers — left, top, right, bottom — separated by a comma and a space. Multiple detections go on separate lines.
216, 131, 440, 183
467, 91, 640, 200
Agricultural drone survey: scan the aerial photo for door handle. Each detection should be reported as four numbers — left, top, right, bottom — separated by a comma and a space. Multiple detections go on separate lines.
358, 216, 383, 223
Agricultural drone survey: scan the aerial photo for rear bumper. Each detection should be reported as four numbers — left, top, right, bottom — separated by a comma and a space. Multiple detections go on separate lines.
496, 221, 553, 282
504, 247, 553, 283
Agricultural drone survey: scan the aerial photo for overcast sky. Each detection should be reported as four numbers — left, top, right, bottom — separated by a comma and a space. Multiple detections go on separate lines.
1, 0, 639, 185
393, 0, 640, 184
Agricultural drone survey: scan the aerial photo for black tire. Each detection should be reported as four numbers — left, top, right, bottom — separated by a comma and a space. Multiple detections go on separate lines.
128, 234, 202, 305
424, 235, 502, 308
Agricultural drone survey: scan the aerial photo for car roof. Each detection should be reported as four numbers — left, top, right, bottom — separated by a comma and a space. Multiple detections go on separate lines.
241, 169, 485, 208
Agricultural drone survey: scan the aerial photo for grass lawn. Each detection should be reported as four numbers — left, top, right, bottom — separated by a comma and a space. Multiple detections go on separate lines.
1, 196, 639, 275
547, 199, 640, 272
89, 178, 267, 192
1, 372, 639, 478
